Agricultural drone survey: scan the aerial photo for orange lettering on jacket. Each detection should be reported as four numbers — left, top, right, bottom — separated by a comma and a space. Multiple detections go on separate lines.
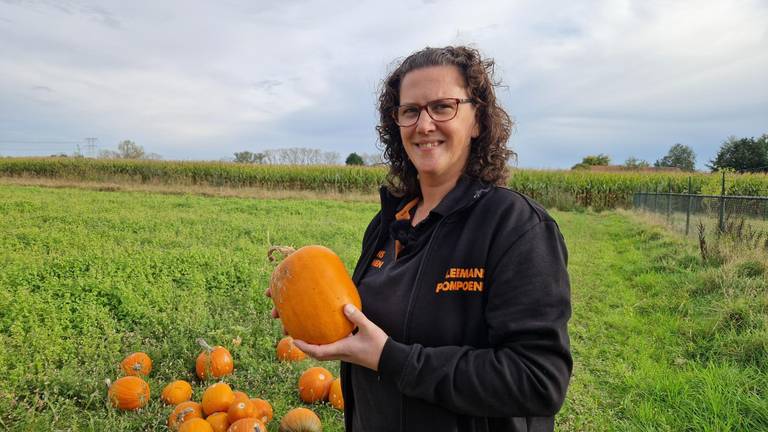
436, 267, 485, 294
371, 250, 386, 268
443, 267, 484, 279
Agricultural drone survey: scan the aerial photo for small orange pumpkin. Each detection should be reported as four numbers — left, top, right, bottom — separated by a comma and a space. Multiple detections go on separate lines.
269, 245, 362, 344
202, 382, 236, 416
196, 339, 234, 380
298, 367, 333, 404
276, 336, 307, 362
120, 352, 152, 376
227, 417, 267, 432
231, 391, 249, 403
227, 399, 260, 424
168, 401, 203, 430
106, 376, 150, 410
179, 418, 214, 432
205, 412, 230, 432
328, 377, 344, 410
162, 380, 193, 405
278, 407, 322, 432
250, 398, 273, 424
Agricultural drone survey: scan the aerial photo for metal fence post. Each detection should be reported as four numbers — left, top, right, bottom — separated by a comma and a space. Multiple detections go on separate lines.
718, 171, 726, 232
685, 176, 692, 236
666, 179, 672, 222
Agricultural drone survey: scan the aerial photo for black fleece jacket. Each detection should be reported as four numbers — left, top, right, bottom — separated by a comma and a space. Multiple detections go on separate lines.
340, 176, 572, 432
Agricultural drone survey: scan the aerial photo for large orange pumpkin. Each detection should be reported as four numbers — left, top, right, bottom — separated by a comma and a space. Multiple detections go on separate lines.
269, 245, 362, 344
120, 352, 152, 376
202, 382, 236, 416
278, 407, 322, 432
227, 418, 267, 432
162, 380, 193, 405
196, 338, 234, 380
250, 398, 273, 424
179, 418, 214, 432
168, 401, 204, 430
328, 377, 344, 410
107, 376, 150, 410
276, 336, 307, 362
298, 366, 333, 404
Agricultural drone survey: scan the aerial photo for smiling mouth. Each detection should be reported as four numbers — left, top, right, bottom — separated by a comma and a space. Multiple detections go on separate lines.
415, 140, 444, 148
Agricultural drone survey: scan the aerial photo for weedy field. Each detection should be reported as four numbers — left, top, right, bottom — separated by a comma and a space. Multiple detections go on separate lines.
0, 185, 766, 431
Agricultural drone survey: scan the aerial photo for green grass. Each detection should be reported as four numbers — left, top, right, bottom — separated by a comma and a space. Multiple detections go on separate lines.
0, 185, 765, 431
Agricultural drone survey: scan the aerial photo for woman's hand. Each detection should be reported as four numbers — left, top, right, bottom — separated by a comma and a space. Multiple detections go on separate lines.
293, 304, 388, 371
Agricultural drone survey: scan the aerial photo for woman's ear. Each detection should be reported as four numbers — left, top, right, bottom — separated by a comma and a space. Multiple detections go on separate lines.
471, 121, 480, 139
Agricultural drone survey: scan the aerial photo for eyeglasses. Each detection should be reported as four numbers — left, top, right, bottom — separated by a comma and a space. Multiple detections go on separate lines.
393, 98, 475, 127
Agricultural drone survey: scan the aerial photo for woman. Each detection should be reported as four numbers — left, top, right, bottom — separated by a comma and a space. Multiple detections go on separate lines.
288, 46, 572, 432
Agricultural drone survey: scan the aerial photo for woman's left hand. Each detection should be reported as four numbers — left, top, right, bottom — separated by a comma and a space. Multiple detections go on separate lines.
292, 304, 388, 371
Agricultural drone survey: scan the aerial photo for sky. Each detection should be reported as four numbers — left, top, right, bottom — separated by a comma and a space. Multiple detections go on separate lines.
1, 0, 766, 170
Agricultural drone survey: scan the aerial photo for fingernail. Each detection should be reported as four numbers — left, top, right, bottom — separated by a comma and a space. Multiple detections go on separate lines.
344, 304, 356, 314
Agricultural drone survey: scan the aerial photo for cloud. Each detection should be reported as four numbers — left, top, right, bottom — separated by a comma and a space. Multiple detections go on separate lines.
0, 0, 766, 167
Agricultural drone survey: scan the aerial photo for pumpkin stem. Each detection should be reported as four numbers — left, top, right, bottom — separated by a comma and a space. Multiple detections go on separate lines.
178, 407, 194, 422
196, 337, 213, 352
268, 245, 296, 262
104, 378, 112, 389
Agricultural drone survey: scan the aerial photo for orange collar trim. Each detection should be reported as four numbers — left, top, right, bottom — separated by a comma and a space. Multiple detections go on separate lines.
395, 198, 420, 221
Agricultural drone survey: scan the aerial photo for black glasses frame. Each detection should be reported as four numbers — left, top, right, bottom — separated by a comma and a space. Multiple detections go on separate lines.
393, 98, 475, 127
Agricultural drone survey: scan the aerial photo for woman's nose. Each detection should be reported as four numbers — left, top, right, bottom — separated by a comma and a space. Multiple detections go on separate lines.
414, 108, 436, 134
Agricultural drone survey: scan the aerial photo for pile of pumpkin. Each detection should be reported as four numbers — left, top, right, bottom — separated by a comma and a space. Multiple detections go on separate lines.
106, 336, 337, 431
106, 244, 359, 431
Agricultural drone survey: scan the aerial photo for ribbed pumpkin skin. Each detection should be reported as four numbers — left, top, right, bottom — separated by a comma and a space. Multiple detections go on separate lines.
270, 245, 362, 344
196, 346, 234, 380
162, 380, 193, 405
205, 412, 230, 432
179, 418, 214, 432
298, 367, 333, 403
328, 378, 344, 410
202, 382, 236, 416
276, 337, 306, 362
120, 352, 152, 376
168, 401, 203, 430
108, 376, 150, 410
227, 417, 267, 432
250, 398, 273, 424
278, 408, 322, 432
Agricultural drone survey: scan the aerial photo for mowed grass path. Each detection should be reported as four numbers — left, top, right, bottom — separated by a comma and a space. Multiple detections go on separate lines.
0, 185, 765, 431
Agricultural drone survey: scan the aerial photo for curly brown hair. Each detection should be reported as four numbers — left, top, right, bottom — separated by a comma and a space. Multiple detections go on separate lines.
376, 46, 515, 197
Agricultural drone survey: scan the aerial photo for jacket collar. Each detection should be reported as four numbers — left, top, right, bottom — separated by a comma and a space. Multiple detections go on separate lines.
378, 174, 492, 222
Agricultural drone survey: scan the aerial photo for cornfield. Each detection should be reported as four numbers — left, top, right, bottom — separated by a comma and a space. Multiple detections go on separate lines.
1, 158, 767, 210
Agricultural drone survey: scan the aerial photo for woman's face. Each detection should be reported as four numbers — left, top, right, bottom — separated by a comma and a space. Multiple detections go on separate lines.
398, 65, 479, 187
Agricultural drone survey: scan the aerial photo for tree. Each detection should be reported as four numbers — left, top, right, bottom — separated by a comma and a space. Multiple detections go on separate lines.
654, 143, 696, 171
117, 140, 145, 159
233, 151, 266, 164
345, 152, 365, 166
361, 152, 384, 166
321, 151, 340, 165
571, 153, 610, 170
623, 156, 650, 169
98, 149, 121, 159
707, 134, 768, 173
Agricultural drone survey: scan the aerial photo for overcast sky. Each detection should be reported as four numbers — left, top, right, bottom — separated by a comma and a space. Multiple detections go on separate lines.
1, 0, 766, 169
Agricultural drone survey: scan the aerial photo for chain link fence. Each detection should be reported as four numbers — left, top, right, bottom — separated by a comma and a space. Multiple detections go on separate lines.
633, 173, 768, 243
